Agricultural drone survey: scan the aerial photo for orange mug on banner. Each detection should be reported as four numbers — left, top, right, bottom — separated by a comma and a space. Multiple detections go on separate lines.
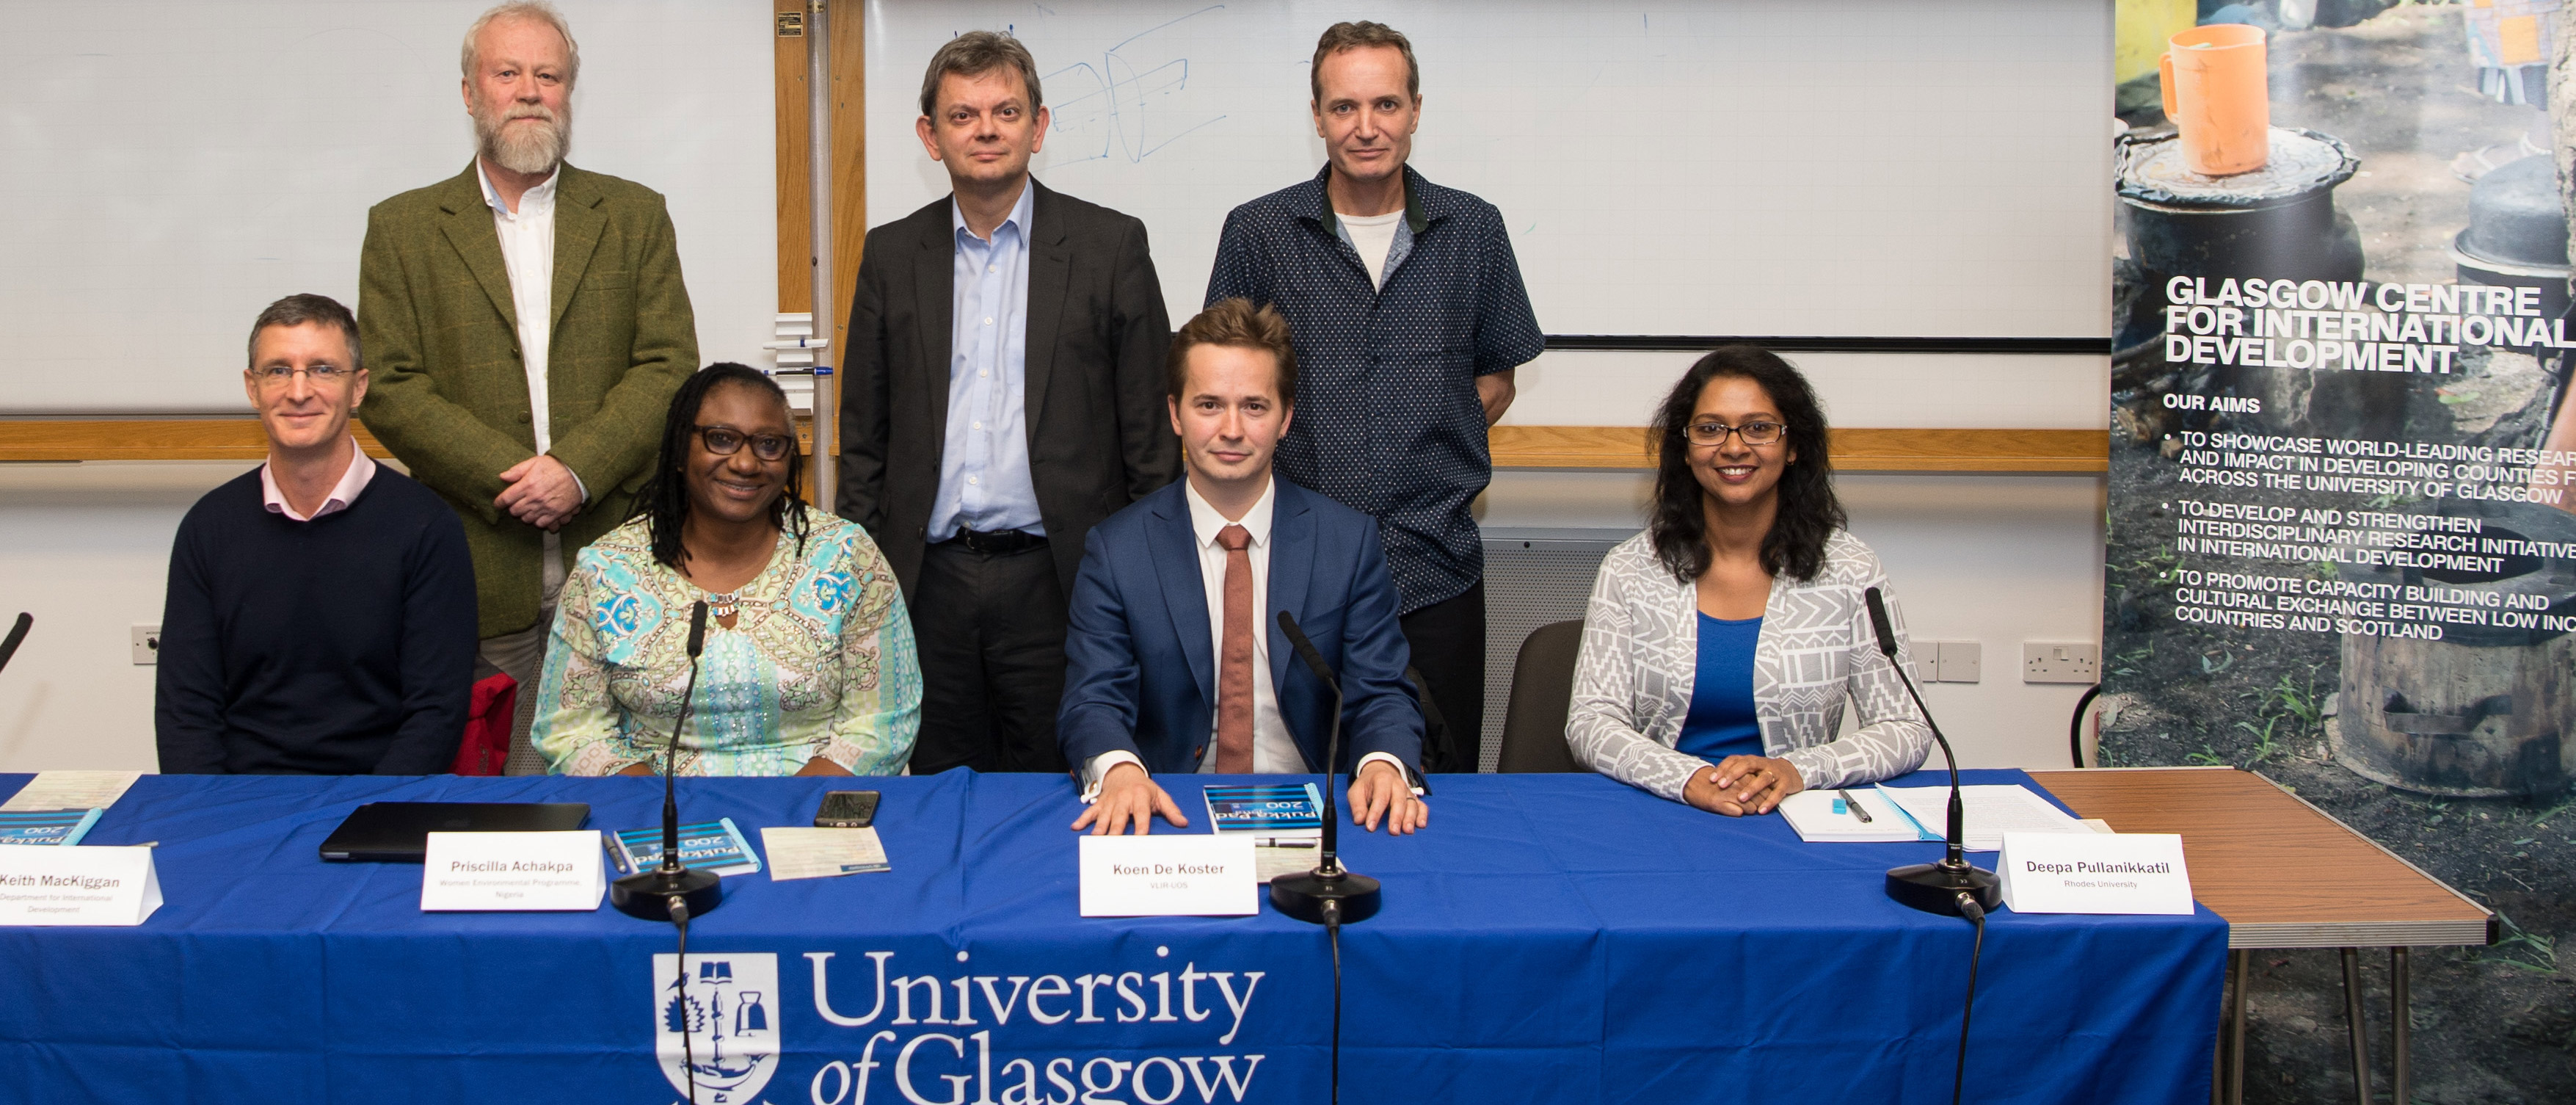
2160, 23, 2269, 175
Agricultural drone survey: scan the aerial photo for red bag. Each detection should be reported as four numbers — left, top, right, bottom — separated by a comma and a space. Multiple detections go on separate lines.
451, 671, 518, 776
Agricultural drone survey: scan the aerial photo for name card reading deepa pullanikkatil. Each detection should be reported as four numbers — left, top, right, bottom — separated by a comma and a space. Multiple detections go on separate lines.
1998, 831, 2194, 915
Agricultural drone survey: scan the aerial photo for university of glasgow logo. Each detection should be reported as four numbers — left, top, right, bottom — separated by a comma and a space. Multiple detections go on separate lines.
652, 952, 780, 1104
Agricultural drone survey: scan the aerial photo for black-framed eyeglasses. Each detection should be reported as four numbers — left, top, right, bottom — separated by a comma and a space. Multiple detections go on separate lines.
1685, 420, 1786, 446
250, 363, 355, 386
693, 424, 795, 461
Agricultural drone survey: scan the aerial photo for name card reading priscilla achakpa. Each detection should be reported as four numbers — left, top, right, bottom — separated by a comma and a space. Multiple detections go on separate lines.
0, 846, 163, 926
420, 830, 605, 912
1998, 831, 2194, 916
1078, 834, 1256, 917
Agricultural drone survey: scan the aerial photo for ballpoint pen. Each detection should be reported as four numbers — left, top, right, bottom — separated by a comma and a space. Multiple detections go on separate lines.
1837, 789, 1873, 823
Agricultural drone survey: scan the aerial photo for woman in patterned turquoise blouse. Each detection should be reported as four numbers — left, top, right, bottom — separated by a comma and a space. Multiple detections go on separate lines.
534, 364, 920, 776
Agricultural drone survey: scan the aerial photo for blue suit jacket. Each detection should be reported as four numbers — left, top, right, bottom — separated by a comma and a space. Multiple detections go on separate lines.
1058, 477, 1425, 776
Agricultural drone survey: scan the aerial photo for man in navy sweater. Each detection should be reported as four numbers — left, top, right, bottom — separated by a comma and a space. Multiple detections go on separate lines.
156, 294, 479, 775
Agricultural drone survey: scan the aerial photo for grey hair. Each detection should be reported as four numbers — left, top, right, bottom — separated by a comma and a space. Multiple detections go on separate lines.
918, 30, 1042, 117
461, 1, 581, 87
247, 294, 362, 373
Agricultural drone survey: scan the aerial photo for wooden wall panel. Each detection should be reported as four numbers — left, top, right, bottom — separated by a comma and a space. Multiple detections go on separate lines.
0, 421, 2099, 471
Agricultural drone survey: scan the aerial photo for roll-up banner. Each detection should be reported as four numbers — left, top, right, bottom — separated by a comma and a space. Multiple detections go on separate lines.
2110, 0, 2574, 1096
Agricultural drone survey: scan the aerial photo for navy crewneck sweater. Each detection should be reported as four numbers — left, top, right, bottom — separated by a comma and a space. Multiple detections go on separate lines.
155, 465, 477, 775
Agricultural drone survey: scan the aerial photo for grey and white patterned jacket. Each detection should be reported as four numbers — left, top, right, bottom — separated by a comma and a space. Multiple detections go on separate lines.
1565, 529, 1932, 801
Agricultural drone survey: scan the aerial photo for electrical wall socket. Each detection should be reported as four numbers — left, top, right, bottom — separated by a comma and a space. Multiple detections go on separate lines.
1934, 641, 1982, 684
131, 626, 161, 665
1907, 641, 1981, 683
2023, 642, 2100, 684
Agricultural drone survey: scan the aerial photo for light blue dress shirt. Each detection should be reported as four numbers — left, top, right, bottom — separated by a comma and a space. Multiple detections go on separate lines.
930, 181, 1045, 541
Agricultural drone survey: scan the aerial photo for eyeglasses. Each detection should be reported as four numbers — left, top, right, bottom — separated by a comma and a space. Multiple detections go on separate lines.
693, 424, 796, 461
1684, 420, 1786, 446
250, 364, 355, 386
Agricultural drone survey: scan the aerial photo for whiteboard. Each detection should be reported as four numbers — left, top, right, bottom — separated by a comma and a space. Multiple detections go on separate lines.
0, 0, 776, 415
865, 0, 2112, 341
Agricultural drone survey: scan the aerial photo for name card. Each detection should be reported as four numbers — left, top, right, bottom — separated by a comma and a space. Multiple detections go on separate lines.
1998, 831, 2194, 916
421, 831, 605, 912
1078, 835, 1256, 917
0, 847, 163, 926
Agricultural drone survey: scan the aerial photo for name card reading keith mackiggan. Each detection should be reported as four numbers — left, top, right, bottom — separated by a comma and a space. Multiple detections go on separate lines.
1078, 835, 1256, 917
421, 830, 605, 912
1998, 830, 2194, 916
0, 846, 163, 926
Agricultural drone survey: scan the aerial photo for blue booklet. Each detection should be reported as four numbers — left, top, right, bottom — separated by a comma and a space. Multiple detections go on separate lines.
604, 817, 762, 876
1203, 783, 1324, 837
0, 808, 105, 847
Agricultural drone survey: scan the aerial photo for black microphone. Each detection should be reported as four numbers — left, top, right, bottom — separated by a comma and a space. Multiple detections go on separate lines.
611, 601, 723, 922
1268, 611, 1382, 927
1868, 588, 1997, 1105
1865, 587, 2000, 916
0, 613, 30, 675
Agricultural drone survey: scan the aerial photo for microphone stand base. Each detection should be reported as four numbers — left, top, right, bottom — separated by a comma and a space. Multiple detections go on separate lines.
1270, 869, 1381, 925
611, 866, 723, 921
1885, 861, 2002, 916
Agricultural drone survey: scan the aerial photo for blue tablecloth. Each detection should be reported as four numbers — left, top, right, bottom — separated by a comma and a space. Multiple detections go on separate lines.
0, 769, 2224, 1104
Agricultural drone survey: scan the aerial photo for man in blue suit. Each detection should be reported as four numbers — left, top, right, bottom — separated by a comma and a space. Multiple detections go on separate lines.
1061, 298, 1429, 836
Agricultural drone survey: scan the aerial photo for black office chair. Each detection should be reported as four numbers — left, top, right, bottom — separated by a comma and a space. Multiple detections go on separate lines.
1497, 620, 1587, 772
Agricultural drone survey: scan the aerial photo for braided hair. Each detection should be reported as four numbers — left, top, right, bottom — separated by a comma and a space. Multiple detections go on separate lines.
1645, 345, 1845, 584
636, 363, 811, 570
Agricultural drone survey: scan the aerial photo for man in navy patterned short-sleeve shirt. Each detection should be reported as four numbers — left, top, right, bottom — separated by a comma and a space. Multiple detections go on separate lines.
1205, 21, 1543, 769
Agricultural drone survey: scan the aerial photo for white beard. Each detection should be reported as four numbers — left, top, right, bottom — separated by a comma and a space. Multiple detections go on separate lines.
474, 100, 570, 175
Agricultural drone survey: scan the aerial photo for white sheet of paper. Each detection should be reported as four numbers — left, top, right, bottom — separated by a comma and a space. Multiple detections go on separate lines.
1873, 784, 2092, 852
1, 771, 142, 812
1078, 835, 1256, 917
1999, 831, 2195, 915
1778, 789, 1927, 843
0, 846, 162, 926
760, 827, 891, 880
419, 831, 605, 911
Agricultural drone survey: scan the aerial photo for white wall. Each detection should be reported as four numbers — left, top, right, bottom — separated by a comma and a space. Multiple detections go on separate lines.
0, 461, 254, 772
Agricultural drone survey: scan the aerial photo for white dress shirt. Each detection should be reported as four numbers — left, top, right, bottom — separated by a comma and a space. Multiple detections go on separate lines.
477, 161, 560, 454
476, 160, 582, 568
259, 438, 378, 522
1080, 477, 1407, 800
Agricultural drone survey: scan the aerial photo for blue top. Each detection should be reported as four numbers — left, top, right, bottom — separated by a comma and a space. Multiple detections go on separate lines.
153, 466, 476, 775
1676, 612, 1764, 762
1204, 164, 1546, 614
931, 180, 1044, 540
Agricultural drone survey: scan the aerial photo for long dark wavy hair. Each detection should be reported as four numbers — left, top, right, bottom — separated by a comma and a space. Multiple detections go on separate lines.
1646, 345, 1844, 584
637, 363, 811, 570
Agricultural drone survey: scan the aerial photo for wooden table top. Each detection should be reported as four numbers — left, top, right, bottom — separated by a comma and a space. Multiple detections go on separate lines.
2029, 767, 2495, 949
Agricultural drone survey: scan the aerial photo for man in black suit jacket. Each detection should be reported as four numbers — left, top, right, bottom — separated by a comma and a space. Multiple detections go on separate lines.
839, 31, 1179, 775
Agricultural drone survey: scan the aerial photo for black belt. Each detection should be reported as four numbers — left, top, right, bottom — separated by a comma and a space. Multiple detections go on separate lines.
940, 527, 1048, 555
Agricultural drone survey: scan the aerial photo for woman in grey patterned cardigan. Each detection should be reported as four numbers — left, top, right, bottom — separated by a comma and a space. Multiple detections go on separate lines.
1566, 347, 1932, 814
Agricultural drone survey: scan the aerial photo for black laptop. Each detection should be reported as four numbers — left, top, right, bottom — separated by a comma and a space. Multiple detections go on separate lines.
318, 802, 592, 861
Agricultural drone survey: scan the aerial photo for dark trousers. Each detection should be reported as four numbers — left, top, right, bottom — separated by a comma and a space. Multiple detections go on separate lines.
1398, 580, 1485, 773
909, 540, 1071, 775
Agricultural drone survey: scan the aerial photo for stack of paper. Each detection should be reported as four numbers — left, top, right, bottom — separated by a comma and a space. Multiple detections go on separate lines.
1782, 783, 2094, 849
1871, 784, 2092, 852
0, 771, 139, 813
759, 827, 890, 880
1779, 789, 1926, 842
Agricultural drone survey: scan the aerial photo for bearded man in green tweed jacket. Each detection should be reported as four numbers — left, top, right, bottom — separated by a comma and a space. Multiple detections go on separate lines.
357, 1, 695, 773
